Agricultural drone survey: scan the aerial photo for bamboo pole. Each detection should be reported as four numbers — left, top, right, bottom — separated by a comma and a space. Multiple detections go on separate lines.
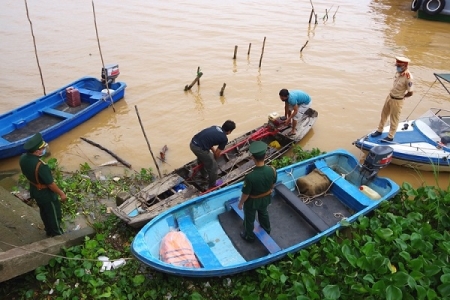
259, 37, 266, 68
80, 137, 131, 168
247, 43, 251, 55
233, 45, 238, 59
24, 0, 46, 95
91, 0, 115, 112
135, 105, 162, 178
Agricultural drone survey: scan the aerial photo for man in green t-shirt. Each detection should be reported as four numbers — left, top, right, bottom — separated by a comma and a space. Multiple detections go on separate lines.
238, 141, 277, 242
19, 133, 67, 237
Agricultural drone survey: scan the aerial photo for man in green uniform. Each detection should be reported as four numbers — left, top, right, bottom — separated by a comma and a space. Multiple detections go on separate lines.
238, 141, 277, 242
19, 133, 67, 237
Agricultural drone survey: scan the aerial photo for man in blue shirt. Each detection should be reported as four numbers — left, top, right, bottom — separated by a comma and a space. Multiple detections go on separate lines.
279, 89, 312, 136
190, 120, 236, 189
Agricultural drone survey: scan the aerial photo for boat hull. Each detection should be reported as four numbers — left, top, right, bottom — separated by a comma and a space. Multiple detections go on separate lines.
416, 0, 450, 23
0, 76, 127, 159
113, 109, 318, 228
354, 108, 450, 172
131, 149, 399, 277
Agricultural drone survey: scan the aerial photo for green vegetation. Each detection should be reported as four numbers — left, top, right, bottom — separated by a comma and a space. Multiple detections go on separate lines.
2, 147, 449, 299
16, 157, 154, 226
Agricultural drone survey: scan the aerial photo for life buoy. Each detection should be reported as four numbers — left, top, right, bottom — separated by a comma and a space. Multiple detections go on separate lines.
422, 0, 446, 15
411, 0, 422, 11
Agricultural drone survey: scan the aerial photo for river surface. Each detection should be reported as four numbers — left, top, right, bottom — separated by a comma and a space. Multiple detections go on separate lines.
1, 0, 449, 188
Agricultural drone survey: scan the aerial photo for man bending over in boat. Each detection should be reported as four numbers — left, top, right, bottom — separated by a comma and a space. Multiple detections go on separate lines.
190, 120, 236, 189
279, 89, 312, 136
238, 141, 277, 243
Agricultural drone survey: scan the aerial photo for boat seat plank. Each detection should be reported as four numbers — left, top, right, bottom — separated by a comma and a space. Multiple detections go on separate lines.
314, 160, 373, 210
274, 184, 329, 233
314, 160, 341, 181
12, 120, 27, 129
229, 200, 282, 254
42, 108, 74, 119
176, 215, 222, 268
76, 88, 103, 100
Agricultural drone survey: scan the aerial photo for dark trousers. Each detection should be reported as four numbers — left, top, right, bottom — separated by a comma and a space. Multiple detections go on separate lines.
189, 142, 218, 188
36, 195, 63, 237
243, 197, 271, 241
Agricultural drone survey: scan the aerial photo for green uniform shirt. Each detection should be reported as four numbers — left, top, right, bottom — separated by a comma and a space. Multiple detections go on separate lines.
242, 165, 277, 197
19, 154, 55, 200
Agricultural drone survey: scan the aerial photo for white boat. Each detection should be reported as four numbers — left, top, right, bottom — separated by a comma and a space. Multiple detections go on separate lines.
354, 74, 450, 172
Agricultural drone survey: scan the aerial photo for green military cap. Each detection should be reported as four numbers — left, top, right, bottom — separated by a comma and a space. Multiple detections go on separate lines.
24, 133, 47, 152
249, 141, 267, 157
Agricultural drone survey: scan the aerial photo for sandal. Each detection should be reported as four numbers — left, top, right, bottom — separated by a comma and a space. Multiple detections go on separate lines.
287, 131, 296, 136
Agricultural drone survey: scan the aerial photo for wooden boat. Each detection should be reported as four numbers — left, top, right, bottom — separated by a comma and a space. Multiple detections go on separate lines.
113, 108, 318, 228
354, 74, 450, 172
131, 148, 400, 277
0, 64, 126, 160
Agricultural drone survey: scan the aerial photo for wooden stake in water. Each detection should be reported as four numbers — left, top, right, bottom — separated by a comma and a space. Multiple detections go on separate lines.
300, 40, 309, 53
233, 45, 238, 59
135, 105, 162, 178
259, 37, 266, 68
333, 6, 340, 19
24, 0, 46, 95
308, 9, 314, 24
247, 43, 252, 55
323, 9, 329, 21
197, 66, 201, 86
184, 68, 203, 91
220, 83, 227, 96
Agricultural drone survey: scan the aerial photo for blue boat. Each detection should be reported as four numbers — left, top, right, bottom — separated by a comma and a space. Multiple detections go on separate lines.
131, 148, 399, 277
354, 74, 450, 172
0, 64, 127, 160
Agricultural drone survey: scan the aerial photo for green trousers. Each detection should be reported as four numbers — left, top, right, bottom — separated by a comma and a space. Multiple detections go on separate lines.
36, 195, 63, 237
243, 197, 271, 241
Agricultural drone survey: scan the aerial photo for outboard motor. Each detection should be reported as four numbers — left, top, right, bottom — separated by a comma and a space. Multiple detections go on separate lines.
101, 63, 120, 87
361, 145, 393, 179
267, 112, 286, 129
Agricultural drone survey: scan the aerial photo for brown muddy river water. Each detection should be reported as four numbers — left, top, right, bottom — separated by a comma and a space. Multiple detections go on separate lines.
1, 0, 449, 188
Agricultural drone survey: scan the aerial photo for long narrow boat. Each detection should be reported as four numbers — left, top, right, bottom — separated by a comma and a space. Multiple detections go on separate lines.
113, 108, 318, 228
131, 148, 399, 277
354, 73, 450, 172
0, 65, 127, 160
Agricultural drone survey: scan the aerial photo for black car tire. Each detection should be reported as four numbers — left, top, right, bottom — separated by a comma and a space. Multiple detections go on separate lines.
422, 0, 446, 15
411, 0, 422, 11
